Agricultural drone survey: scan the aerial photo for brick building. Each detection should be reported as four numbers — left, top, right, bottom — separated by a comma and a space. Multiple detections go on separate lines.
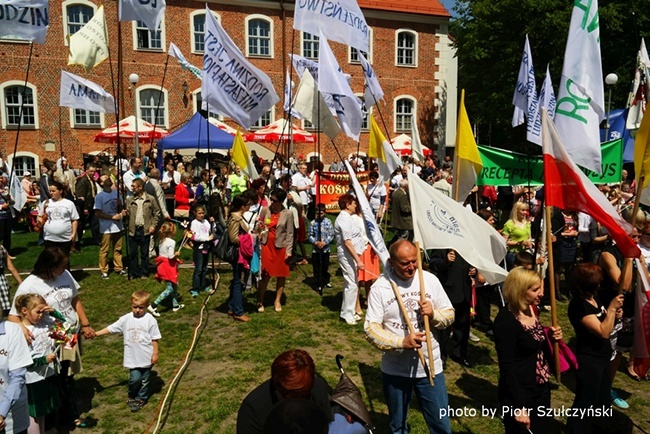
0, 0, 456, 174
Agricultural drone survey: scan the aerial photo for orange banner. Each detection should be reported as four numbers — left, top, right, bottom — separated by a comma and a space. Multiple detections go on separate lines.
318, 171, 370, 213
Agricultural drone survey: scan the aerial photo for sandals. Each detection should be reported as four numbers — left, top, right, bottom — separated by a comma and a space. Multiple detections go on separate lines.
74, 418, 88, 428
628, 366, 643, 381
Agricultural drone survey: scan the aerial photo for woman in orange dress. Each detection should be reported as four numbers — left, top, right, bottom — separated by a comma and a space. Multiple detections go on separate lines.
257, 188, 294, 312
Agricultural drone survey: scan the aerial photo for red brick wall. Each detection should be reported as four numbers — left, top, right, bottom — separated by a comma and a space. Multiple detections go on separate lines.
0, 0, 444, 168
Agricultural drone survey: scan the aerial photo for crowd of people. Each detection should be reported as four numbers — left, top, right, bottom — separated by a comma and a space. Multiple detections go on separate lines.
0, 147, 646, 434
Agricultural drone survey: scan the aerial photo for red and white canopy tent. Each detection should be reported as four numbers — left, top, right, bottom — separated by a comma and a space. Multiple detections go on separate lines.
245, 118, 315, 143
390, 133, 432, 157
208, 117, 238, 136
93, 115, 169, 143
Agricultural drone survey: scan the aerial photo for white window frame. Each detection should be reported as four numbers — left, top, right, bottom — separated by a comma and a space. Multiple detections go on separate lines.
0, 81, 39, 130
136, 86, 169, 128
301, 32, 320, 60
251, 107, 275, 130
393, 95, 416, 133
349, 27, 373, 64
7, 152, 39, 178
132, 19, 166, 52
68, 108, 105, 129
302, 118, 315, 131
395, 29, 418, 67
190, 10, 221, 54
192, 89, 223, 120
305, 152, 322, 163
62, 0, 96, 46
245, 14, 274, 58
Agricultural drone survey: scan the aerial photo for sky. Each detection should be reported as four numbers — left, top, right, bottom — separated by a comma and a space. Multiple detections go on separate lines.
440, 0, 458, 17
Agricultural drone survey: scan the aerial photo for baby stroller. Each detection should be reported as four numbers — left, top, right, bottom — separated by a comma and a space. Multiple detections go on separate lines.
329, 354, 375, 434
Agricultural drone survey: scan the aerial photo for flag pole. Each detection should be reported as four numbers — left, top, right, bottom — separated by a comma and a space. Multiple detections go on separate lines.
416, 241, 435, 386
544, 204, 561, 381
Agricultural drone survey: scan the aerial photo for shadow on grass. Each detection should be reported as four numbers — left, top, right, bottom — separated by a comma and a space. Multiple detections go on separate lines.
70, 269, 92, 283
321, 291, 343, 314
358, 362, 390, 433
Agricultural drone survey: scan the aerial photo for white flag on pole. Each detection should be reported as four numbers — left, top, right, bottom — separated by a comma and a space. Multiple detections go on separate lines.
67, 5, 109, 71
284, 71, 304, 120
293, 0, 369, 53
293, 70, 341, 139
0, 0, 49, 44
168, 42, 202, 80
119, 0, 166, 31
344, 161, 389, 267
60, 71, 116, 113
201, 7, 279, 129
408, 173, 508, 284
554, 0, 605, 173
358, 52, 384, 107
10, 175, 26, 213
512, 35, 533, 127
530, 65, 557, 142
411, 116, 426, 162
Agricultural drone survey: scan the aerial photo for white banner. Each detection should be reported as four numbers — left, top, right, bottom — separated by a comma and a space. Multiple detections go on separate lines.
530, 65, 557, 143
359, 52, 383, 107
411, 116, 425, 162
284, 71, 303, 120
554, 0, 605, 174
60, 71, 115, 113
0, 0, 49, 44
201, 7, 279, 129
168, 42, 202, 79
67, 5, 109, 71
119, 0, 165, 31
293, 70, 341, 139
10, 175, 26, 213
293, 0, 369, 53
512, 35, 532, 127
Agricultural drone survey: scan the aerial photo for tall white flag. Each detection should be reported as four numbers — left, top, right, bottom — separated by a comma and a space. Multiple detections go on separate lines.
530, 65, 557, 142
359, 52, 384, 107
512, 35, 534, 127
168, 42, 202, 79
119, 0, 166, 31
60, 71, 116, 113
293, 70, 341, 139
284, 72, 303, 120
411, 116, 426, 162
0, 0, 49, 44
626, 39, 649, 130
294, 0, 369, 53
554, 0, 605, 173
201, 7, 279, 129
408, 173, 508, 284
318, 35, 363, 140
344, 161, 389, 267
10, 175, 26, 213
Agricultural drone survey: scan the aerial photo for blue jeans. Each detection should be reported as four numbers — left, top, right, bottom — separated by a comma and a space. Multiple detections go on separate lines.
192, 247, 209, 293
382, 372, 451, 434
152, 281, 180, 309
128, 228, 150, 278
129, 367, 151, 401
228, 261, 248, 316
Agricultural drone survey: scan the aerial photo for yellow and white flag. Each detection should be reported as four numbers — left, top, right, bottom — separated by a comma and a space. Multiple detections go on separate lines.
232, 129, 259, 180
368, 116, 401, 180
453, 90, 483, 203
67, 5, 109, 71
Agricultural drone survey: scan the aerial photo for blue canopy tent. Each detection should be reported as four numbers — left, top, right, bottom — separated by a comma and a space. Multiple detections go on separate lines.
157, 112, 234, 168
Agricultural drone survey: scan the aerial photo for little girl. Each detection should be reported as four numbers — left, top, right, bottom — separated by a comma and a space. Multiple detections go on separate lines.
0, 245, 22, 317
16, 293, 62, 434
189, 206, 214, 297
149, 222, 184, 316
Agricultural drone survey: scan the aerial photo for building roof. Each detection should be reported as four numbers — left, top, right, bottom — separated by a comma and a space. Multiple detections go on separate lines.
359, 0, 450, 18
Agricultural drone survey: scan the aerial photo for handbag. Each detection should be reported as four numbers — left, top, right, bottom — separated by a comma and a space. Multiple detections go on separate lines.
250, 243, 261, 274
214, 232, 238, 263
543, 326, 578, 374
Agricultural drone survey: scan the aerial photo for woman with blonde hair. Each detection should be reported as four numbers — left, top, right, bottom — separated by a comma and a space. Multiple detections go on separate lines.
494, 267, 562, 433
501, 202, 532, 269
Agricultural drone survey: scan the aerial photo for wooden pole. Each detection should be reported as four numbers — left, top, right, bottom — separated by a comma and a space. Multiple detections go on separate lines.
388, 280, 434, 386
544, 205, 561, 381
416, 241, 435, 386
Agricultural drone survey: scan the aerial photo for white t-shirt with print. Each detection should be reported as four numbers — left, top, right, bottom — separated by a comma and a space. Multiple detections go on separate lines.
10, 271, 81, 331
25, 316, 57, 384
39, 198, 79, 243
107, 312, 161, 369
0, 322, 32, 434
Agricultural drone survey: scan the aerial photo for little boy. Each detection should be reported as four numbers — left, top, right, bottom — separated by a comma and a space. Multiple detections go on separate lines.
96, 290, 161, 412
307, 203, 334, 295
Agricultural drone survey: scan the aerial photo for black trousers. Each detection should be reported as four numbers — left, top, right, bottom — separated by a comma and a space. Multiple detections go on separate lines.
311, 251, 331, 287
475, 284, 495, 330
440, 299, 470, 361
566, 353, 612, 433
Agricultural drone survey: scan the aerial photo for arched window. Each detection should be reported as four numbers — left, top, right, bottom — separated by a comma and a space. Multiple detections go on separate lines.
1, 82, 39, 129
193, 91, 222, 120
396, 30, 417, 66
62, 0, 96, 44
137, 87, 168, 127
394, 96, 416, 132
246, 15, 273, 57
9, 152, 38, 178
190, 10, 220, 53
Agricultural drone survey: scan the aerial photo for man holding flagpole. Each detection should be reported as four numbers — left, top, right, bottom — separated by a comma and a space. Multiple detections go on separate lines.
365, 240, 454, 434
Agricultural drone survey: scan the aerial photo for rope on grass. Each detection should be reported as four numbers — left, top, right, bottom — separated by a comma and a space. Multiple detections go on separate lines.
145, 271, 221, 434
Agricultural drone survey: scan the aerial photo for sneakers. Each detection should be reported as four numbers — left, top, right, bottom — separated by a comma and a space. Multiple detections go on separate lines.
469, 331, 480, 343
128, 398, 145, 412
147, 306, 160, 317
101, 273, 109, 280
342, 317, 358, 326
116, 270, 128, 276
611, 390, 629, 409
190, 291, 199, 298
325, 282, 332, 288
172, 304, 185, 312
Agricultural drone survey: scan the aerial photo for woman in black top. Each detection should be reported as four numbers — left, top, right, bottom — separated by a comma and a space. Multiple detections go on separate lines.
494, 267, 562, 433
566, 263, 623, 433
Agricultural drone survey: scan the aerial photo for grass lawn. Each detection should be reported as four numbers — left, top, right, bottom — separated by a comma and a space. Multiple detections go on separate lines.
6, 224, 650, 433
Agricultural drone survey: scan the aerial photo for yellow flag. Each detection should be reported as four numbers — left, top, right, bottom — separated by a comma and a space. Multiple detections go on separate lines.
68, 5, 109, 71
634, 110, 650, 190
368, 116, 386, 162
232, 129, 259, 179
456, 89, 482, 168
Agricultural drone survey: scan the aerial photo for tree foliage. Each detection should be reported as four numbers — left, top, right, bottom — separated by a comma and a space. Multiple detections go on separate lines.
449, 0, 650, 153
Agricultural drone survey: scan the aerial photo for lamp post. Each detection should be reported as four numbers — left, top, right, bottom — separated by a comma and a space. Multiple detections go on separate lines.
604, 73, 618, 141
129, 73, 140, 158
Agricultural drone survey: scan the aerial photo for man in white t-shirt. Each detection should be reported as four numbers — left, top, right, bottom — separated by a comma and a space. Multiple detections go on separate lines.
122, 157, 148, 197
94, 176, 126, 279
291, 163, 312, 206
365, 240, 455, 434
